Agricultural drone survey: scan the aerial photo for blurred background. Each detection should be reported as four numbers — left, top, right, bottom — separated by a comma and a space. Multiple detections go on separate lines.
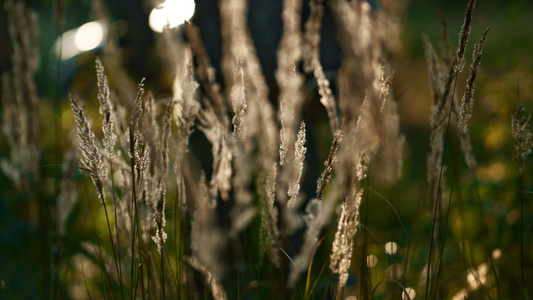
1, 0, 532, 156
1, 0, 533, 299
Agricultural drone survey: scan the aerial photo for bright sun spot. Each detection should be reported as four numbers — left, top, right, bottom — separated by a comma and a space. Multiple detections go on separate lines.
366, 255, 378, 268
149, 0, 195, 33
384, 241, 398, 255
54, 20, 106, 60
75, 21, 106, 51
402, 287, 416, 300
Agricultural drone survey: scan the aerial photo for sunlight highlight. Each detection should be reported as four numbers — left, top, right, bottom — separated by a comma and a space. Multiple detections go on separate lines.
402, 287, 416, 300
491, 248, 502, 260
54, 20, 107, 60
366, 254, 378, 268
384, 241, 398, 255
149, 0, 195, 33
75, 21, 106, 51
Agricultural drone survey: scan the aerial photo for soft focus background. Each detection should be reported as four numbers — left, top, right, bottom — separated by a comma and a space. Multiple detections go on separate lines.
1, 0, 533, 299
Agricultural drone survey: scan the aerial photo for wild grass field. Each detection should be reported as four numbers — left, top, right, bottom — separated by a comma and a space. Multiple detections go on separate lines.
1, 0, 533, 299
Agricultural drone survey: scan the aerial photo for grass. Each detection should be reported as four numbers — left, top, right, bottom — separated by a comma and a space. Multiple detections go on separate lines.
1, 0, 533, 299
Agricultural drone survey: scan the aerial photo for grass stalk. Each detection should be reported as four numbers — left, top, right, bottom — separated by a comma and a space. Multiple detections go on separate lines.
361, 175, 372, 300
100, 192, 123, 300
81, 258, 93, 300
51, 24, 63, 300
432, 142, 458, 299
304, 236, 325, 299
519, 170, 525, 293
517, 77, 525, 293
163, 247, 180, 298
425, 73, 459, 300
160, 243, 165, 300
109, 161, 124, 299
94, 243, 117, 300
129, 124, 139, 299
147, 252, 153, 299
52, 17, 64, 300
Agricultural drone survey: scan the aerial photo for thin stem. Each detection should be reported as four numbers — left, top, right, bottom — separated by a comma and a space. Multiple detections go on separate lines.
139, 263, 146, 300
136, 212, 145, 300
134, 263, 140, 300
81, 258, 93, 300
160, 241, 165, 300
147, 253, 152, 300
163, 246, 180, 298
519, 170, 525, 293
52, 14, 63, 298
517, 74, 526, 292
94, 241, 117, 300
109, 162, 124, 299
101, 190, 124, 300
128, 124, 141, 300
426, 73, 459, 300
433, 137, 458, 300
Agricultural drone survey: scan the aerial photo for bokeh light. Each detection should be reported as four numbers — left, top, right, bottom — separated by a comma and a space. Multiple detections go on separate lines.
402, 287, 416, 300
148, 0, 195, 33
366, 254, 378, 268
54, 20, 106, 60
75, 21, 106, 51
384, 241, 398, 255
491, 248, 502, 260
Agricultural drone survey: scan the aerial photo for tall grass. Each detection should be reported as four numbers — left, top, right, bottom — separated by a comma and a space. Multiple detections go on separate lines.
1, 0, 532, 299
